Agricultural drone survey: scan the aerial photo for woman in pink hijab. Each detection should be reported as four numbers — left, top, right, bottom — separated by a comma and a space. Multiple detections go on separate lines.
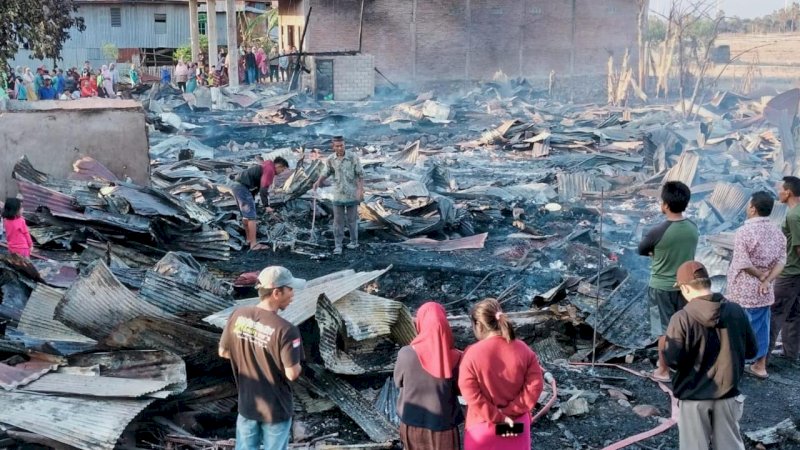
393, 302, 463, 450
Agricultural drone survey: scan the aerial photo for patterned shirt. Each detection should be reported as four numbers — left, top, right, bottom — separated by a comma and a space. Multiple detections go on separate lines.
726, 217, 787, 308
324, 150, 364, 205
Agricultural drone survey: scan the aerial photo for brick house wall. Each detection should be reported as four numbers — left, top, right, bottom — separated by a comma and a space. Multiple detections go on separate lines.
284, 0, 639, 86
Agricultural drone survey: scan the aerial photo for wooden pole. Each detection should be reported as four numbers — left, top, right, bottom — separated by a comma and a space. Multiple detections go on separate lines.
226, 0, 239, 88
207, 0, 219, 70
189, 0, 201, 62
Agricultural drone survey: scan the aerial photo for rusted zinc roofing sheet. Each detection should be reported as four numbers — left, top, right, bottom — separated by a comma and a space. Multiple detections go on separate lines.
23, 373, 172, 398
665, 150, 700, 187
0, 392, 154, 450
18, 284, 96, 343
0, 361, 59, 390
708, 182, 749, 220
139, 271, 234, 316
17, 179, 80, 215
204, 267, 391, 329
56, 261, 177, 341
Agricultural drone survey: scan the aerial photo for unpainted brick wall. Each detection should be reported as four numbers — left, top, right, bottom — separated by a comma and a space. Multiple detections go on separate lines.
300, 0, 639, 85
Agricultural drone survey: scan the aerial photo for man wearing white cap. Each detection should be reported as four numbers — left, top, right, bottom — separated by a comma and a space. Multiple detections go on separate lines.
219, 266, 307, 450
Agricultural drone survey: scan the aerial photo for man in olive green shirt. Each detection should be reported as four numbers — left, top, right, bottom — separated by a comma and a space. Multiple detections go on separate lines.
638, 181, 699, 382
770, 176, 800, 361
312, 136, 364, 255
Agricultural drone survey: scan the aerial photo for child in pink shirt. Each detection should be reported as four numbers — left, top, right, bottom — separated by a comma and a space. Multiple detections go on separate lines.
2, 198, 33, 258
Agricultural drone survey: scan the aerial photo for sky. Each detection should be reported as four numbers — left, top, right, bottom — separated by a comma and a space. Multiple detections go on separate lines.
650, 0, 790, 18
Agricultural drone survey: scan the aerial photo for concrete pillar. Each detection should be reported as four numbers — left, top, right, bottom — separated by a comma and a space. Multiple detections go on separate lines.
226, 0, 239, 88
189, 0, 201, 62
207, 0, 219, 70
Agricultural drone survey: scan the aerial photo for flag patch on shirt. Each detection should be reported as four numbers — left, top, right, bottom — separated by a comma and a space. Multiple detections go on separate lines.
292, 338, 302, 348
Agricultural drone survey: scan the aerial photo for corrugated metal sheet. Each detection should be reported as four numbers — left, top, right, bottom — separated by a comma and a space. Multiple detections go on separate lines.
17, 179, 80, 215
139, 271, 234, 316
304, 365, 399, 443
104, 317, 222, 370
317, 293, 390, 375
161, 230, 231, 261
0, 392, 154, 450
665, 150, 699, 187
56, 261, 177, 341
204, 267, 392, 329
68, 349, 187, 396
771, 202, 789, 226
708, 182, 749, 220
23, 373, 172, 398
336, 291, 415, 344
316, 291, 414, 375
695, 245, 731, 278
0, 361, 59, 390
12, 156, 49, 184
558, 172, 603, 202
18, 284, 96, 343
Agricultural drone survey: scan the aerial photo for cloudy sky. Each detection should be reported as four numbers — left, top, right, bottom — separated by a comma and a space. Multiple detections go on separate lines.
650, 0, 790, 18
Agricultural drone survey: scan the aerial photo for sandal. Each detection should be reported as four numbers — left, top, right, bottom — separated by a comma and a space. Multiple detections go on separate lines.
643, 370, 670, 383
744, 365, 769, 379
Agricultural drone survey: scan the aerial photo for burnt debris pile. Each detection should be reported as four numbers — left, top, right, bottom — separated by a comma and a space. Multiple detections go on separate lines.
2, 81, 800, 448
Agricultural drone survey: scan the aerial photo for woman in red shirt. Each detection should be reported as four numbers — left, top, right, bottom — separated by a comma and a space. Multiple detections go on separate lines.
458, 299, 544, 450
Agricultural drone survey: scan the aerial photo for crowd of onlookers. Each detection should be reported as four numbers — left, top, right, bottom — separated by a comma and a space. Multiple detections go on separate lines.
1, 43, 298, 104
0, 61, 139, 102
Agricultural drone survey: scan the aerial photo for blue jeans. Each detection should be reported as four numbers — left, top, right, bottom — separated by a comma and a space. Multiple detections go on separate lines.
235, 414, 292, 450
247, 67, 257, 84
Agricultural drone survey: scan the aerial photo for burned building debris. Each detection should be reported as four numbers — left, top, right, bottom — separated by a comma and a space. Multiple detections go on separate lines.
2, 78, 800, 449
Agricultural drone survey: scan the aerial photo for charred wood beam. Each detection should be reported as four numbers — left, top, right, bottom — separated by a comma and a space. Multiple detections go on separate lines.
290, 6, 313, 91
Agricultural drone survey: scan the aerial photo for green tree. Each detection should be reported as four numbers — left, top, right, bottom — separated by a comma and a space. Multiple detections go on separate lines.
239, 9, 278, 51
101, 42, 119, 62
0, 0, 85, 66
173, 35, 208, 62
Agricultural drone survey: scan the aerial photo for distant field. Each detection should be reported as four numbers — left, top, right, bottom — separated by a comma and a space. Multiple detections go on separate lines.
716, 32, 800, 66
709, 33, 800, 92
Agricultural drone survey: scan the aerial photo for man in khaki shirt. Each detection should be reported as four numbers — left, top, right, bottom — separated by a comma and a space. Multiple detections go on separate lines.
313, 136, 364, 255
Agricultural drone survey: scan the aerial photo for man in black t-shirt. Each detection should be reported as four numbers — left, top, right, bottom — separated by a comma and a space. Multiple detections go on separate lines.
219, 266, 306, 450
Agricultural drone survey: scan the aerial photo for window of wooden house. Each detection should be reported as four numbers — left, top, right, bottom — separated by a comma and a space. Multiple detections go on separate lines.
199, 12, 207, 35
154, 13, 167, 34
110, 7, 122, 27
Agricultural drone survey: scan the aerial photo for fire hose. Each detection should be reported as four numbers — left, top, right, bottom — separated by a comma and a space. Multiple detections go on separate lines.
532, 371, 558, 423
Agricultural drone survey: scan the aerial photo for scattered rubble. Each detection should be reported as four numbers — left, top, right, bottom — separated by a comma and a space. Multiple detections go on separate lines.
2, 79, 800, 448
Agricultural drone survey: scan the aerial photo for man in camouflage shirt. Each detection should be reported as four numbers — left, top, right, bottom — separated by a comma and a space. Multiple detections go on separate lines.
313, 136, 364, 255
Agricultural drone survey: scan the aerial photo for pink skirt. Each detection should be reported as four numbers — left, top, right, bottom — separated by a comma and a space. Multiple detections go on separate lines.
464, 411, 531, 450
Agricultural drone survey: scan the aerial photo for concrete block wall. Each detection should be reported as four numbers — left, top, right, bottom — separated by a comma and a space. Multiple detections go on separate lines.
0, 100, 150, 199
332, 55, 375, 101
